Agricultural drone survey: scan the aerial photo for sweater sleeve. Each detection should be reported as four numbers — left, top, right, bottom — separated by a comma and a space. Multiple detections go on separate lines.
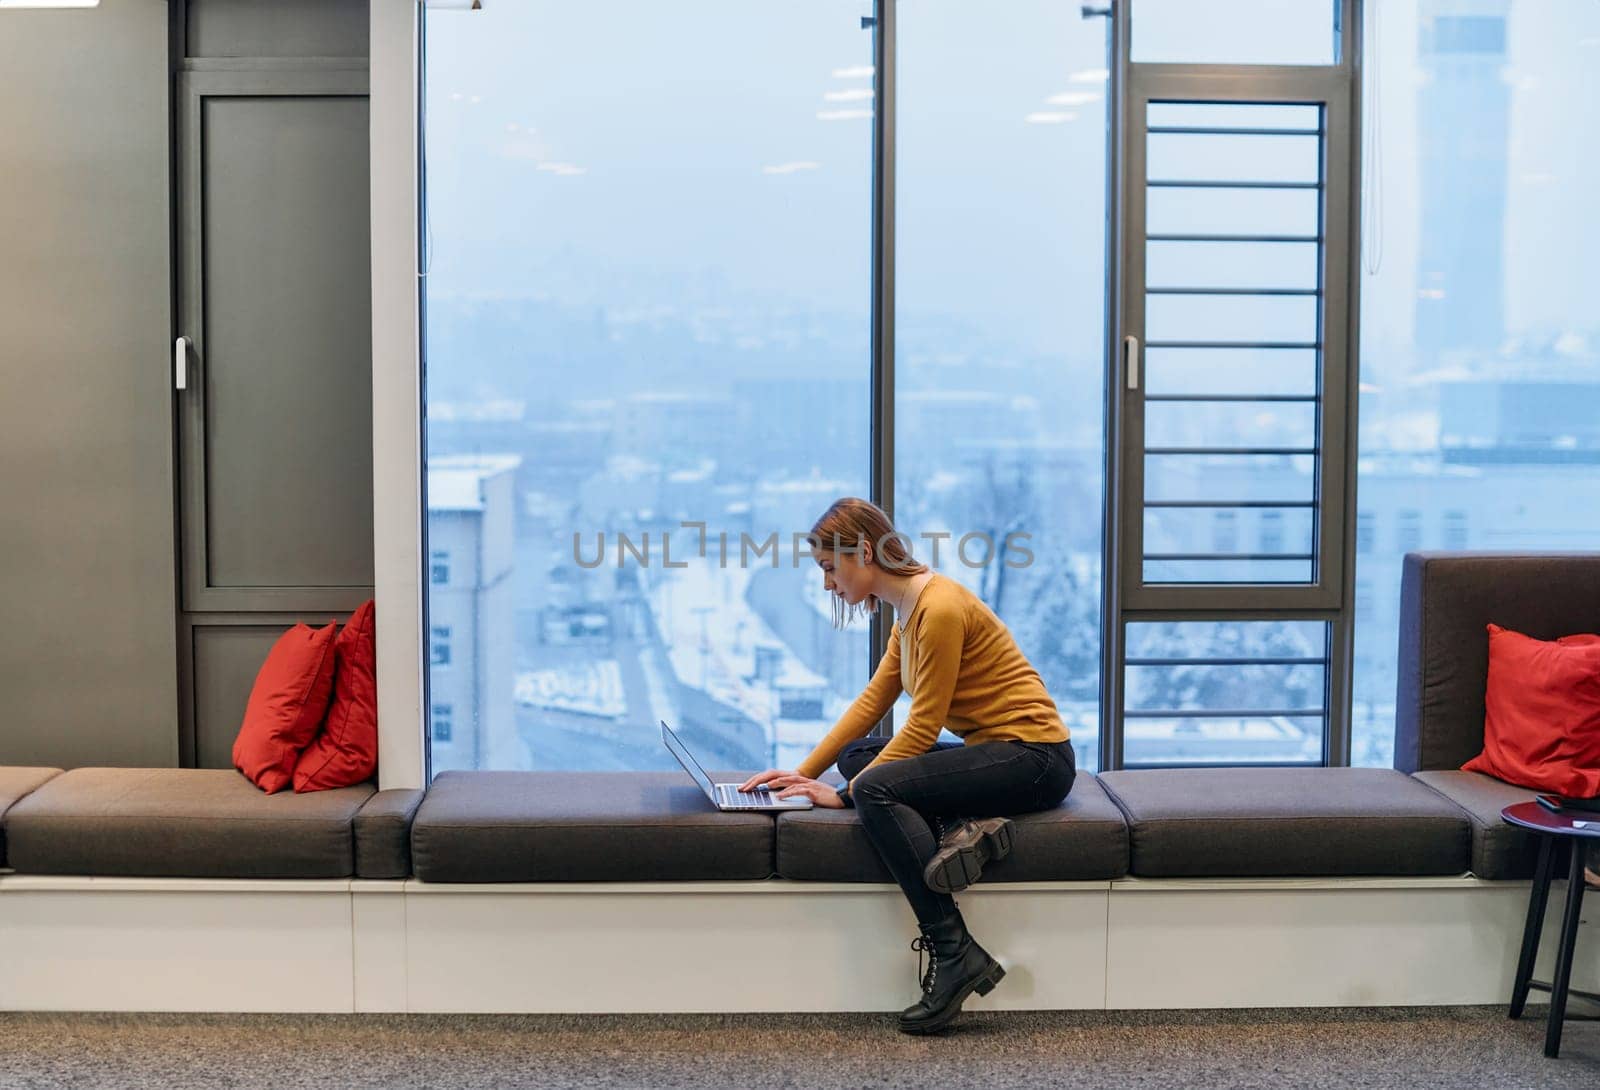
854, 598, 964, 777
794, 625, 903, 780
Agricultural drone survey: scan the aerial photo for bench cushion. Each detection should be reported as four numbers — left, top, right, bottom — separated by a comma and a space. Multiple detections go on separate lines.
1411, 769, 1544, 880
4, 768, 374, 878
775, 773, 1130, 882
411, 771, 775, 882
0, 767, 63, 868
354, 788, 426, 879
1098, 768, 1470, 877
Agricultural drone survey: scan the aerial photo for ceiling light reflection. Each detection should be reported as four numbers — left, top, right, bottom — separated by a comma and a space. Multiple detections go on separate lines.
1045, 91, 1102, 107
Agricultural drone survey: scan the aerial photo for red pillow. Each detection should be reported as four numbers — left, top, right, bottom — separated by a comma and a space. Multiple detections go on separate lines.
293, 599, 378, 792
233, 621, 339, 793
1462, 623, 1600, 798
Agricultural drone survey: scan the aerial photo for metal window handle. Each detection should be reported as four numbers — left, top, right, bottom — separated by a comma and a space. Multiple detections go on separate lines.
1124, 334, 1140, 391
175, 336, 190, 390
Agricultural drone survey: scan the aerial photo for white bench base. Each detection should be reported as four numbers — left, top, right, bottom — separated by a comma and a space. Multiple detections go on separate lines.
0, 874, 1594, 1013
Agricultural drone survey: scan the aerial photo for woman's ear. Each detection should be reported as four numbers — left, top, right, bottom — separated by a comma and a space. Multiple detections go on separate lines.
859, 539, 873, 567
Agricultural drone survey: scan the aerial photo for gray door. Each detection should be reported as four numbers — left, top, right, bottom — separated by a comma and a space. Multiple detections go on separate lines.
174, 65, 375, 767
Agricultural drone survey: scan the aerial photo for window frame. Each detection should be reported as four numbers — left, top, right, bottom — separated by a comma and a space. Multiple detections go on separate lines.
1101, 0, 1363, 769
371, 0, 427, 790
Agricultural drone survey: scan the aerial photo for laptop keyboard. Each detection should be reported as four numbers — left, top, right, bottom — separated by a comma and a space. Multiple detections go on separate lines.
719, 786, 787, 808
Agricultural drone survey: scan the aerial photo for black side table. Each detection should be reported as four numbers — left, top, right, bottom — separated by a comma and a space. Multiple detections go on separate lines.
1503, 800, 1600, 1058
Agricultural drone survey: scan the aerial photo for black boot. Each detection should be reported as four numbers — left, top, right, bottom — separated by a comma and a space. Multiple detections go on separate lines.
897, 909, 1006, 1035
923, 816, 1015, 894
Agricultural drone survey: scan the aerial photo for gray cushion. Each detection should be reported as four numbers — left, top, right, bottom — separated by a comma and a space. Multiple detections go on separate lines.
1412, 769, 1549, 880
776, 772, 1129, 882
411, 771, 775, 882
4, 768, 374, 878
1099, 768, 1471, 877
1396, 552, 1600, 773
354, 788, 426, 879
0, 766, 62, 868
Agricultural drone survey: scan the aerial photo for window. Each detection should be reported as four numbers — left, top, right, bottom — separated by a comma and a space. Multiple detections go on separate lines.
1123, 620, 1327, 766
1137, 99, 1332, 588
413, 1, 1600, 777
423, 1, 871, 775
894, 0, 1107, 770
1352, 0, 1600, 768
431, 703, 454, 743
1132, 0, 1342, 66
418, 1, 1360, 774
430, 625, 452, 667
1115, 2, 1357, 768
430, 549, 450, 585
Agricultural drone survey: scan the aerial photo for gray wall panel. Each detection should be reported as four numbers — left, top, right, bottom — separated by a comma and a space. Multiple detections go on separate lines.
187, 0, 369, 59
190, 624, 324, 769
0, 0, 177, 768
201, 95, 374, 591
191, 626, 279, 769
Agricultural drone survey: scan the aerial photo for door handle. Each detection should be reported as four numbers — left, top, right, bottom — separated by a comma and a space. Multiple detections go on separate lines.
175, 336, 190, 390
1124, 334, 1139, 391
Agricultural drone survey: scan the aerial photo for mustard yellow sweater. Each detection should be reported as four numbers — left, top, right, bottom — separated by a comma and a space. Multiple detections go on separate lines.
795, 573, 1070, 783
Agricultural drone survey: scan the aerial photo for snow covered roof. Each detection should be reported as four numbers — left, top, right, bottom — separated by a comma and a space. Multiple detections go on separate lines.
427, 454, 522, 512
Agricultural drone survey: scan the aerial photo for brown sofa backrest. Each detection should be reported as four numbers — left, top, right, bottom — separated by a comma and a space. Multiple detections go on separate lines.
1395, 551, 1600, 772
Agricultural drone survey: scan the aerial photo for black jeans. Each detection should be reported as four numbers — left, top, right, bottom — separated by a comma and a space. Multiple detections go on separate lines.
836, 736, 1077, 929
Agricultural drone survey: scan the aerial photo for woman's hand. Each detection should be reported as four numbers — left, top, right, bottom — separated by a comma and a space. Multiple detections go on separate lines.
767, 774, 846, 809
739, 768, 796, 792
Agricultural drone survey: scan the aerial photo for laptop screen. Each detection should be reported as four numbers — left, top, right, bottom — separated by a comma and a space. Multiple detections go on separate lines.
660, 721, 717, 799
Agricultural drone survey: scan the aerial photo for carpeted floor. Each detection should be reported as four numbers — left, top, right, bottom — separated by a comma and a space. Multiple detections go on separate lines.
0, 1006, 1596, 1089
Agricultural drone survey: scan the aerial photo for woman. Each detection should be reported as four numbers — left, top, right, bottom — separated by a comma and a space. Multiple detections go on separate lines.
741, 497, 1076, 1035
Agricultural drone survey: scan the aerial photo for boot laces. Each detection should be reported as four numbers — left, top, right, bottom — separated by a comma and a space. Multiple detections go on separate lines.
911, 934, 938, 994
934, 815, 973, 846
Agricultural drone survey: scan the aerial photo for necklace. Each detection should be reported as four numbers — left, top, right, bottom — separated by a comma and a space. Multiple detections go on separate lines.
892, 573, 929, 616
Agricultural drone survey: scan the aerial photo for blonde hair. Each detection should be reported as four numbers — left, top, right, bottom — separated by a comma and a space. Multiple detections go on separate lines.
807, 497, 929, 628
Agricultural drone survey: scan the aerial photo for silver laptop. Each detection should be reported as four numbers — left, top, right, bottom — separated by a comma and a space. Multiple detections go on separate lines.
660, 721, 812, 811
